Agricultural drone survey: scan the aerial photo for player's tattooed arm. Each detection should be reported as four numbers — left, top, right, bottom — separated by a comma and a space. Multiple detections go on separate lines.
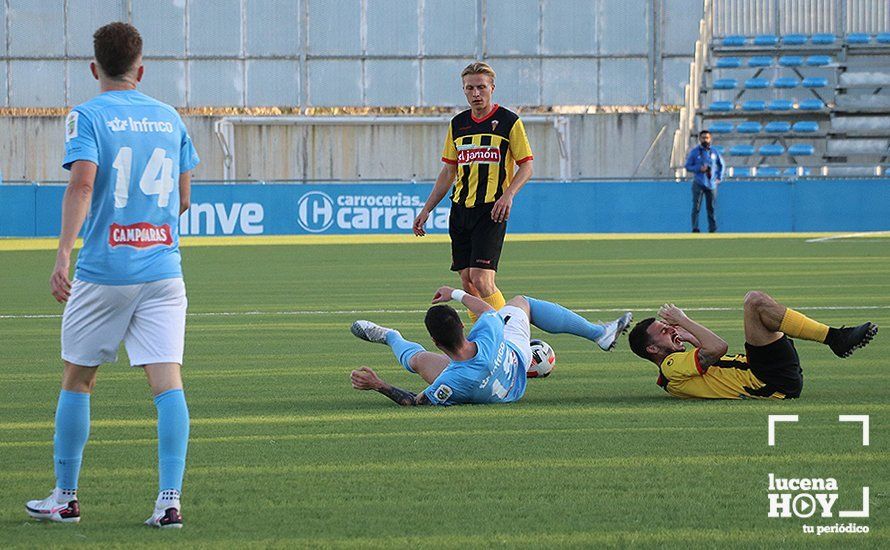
351, 367, 432, 406
377, 384, 430, 406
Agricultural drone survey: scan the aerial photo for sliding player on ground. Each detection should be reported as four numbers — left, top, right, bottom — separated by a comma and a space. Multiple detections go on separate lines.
26, 22, 199, 528
628, 291, 878, 399
350, 286, 632, 406
412, 62, 534, 322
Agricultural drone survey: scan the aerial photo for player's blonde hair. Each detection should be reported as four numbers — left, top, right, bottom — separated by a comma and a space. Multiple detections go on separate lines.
461, 62, 496, 83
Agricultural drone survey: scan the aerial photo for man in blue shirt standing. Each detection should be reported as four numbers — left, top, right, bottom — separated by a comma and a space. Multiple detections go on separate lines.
685, 130, 724, 233
349, 286, 632, 406
26, 22, 199, 528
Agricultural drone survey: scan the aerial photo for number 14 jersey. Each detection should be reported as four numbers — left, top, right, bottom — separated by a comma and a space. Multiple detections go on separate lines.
63, 90, 200, 285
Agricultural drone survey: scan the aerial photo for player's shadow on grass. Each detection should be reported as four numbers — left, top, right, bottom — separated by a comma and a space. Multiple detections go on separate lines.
523, 393, 668, 406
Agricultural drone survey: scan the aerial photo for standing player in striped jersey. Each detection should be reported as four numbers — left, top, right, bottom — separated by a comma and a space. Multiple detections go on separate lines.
25, 23, 199, 528
413, 62, 533, 321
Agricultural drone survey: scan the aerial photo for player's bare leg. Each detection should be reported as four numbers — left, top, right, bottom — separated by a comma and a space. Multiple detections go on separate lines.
744, 290, 877, 357
407, 352, 450, 384
468, 268, 497, 297
61, 361, 99, 393
143, 362, 188, 529
743, 291, 786, 346
506, 295, 531, 316
458, 269, 481, 295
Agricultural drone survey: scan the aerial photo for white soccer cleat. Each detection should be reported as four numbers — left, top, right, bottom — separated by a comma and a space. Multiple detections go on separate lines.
594, 311, 634, 351
144, 490, 183, 529
351, 320, 398, 344
25, 489, 80, 523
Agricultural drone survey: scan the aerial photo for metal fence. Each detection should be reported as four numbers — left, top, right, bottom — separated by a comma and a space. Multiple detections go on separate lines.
0, 0, 704, 109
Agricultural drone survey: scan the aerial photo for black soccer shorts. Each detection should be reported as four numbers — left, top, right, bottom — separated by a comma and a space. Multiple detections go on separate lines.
745, 336, 804, 399
448, 202, 507, 272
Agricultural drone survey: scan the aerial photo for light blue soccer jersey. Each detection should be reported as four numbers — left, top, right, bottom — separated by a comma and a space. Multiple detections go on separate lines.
63, 90, 200, 285
423, 310, 528, 405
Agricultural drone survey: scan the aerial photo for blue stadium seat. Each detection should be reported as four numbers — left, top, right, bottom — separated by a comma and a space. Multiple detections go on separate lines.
759, 144, 785, 156
730, 145, 755, 156
748, 56, 773, 67
806, 55, 831, 66
716, 57, 742, 68
778, 55, 803, 67
754, 34, 778, 46
768, 99, 794, 111
764, 121, 791, 133
785, 167, 812, 176
757, 167, 781, 177
798, 98, 825, 110
792, 121, 819, 133
708, 122, 733, 134
745, 77, 769, 89
711, 145, 726, 155
788, 144, 815, 156
733, 166, 753, 177
722, 35, 746, 46
846, 33, 871, 44
737, 121, 762, 133
742, 100, 766, 111
812, 33, 837, 45
773, 77, 799, 88
713, 78, 738, 89
878, 32, 890, 44
802, 77, 828, 88
782, 34, 807, 45
709, 101, 734, 112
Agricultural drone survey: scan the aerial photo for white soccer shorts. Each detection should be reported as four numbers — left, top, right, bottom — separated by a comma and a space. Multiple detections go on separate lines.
61, 278, 187, 367
499, 305, 533, 371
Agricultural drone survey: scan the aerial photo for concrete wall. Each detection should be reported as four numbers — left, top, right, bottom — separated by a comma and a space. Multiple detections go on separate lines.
0, 112, 679, 182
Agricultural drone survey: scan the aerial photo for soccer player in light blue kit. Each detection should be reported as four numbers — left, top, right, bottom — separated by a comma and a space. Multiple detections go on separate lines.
350, 287, 632, 406
26, 23, 199, 528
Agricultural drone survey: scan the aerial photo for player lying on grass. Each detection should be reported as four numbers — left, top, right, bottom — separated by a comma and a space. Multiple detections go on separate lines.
350, 287, 632, 406
627, 291, 878, 399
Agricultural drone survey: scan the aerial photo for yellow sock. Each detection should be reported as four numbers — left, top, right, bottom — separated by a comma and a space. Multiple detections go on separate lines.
481, 290, 507, 311
779, 308, 829, 342
467, 309, 478, 323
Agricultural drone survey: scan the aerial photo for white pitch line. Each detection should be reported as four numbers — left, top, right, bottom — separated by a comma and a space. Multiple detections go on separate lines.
2, 304, 890, 320
806, 231, 890, 243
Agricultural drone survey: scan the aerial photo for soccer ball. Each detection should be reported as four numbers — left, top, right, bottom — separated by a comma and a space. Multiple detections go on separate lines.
527, 339, 556, 378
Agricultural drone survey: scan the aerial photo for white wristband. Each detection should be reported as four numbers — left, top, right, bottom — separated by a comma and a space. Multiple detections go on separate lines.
451, 289, 467, 303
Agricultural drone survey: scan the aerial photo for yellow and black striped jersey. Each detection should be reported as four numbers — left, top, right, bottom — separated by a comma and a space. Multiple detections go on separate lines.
657, 348, 787, 400
441, 105, 533, 207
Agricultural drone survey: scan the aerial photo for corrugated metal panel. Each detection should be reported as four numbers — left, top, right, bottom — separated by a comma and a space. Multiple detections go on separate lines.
714, 0, 777, 37
846, 0, 890, 33
778, 0, 837, 34
0, 0, 713, 109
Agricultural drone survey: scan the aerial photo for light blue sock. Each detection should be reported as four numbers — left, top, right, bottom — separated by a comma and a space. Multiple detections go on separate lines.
155, 389, 189, 492
53, 390, 91, 491
525, 296, 605, 341
385, 331, 425, 373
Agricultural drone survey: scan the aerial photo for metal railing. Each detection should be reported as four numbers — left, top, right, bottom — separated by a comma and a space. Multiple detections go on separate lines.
671, 0, 715, 172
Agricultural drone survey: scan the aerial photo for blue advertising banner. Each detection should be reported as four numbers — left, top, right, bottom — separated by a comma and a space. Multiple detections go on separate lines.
1, 179, 888, 237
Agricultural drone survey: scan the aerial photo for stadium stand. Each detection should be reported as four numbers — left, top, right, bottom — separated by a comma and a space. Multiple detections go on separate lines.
672, 6, 890, 178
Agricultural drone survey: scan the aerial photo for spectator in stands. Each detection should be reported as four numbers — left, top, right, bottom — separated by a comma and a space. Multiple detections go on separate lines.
685, 130, 724, 233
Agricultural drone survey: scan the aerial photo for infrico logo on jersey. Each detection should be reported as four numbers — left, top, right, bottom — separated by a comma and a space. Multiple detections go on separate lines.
457, 146, 501, 165
109, 222, 173, 248
106, 117, 175, 133
297, 191, 450, 233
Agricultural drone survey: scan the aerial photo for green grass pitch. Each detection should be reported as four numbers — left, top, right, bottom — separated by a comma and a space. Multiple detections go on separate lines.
1, 236, 888, 548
